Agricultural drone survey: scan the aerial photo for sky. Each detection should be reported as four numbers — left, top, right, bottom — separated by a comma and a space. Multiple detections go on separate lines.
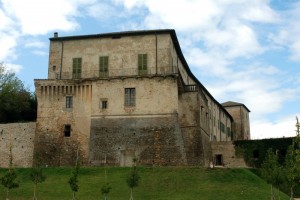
0, 0, 299, 139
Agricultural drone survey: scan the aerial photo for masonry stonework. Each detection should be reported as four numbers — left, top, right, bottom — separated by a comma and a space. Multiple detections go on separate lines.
0, 122, 35, 168
211, 141, 247, 167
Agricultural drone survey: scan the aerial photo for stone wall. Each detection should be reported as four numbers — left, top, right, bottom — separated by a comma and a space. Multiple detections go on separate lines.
0, 122, 35, 168
178, 92, 212, 166
211, 141, 247, 168
89, 115, 187, 166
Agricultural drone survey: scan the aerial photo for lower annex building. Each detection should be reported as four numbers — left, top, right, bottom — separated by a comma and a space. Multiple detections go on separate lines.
34, 29, 250, 167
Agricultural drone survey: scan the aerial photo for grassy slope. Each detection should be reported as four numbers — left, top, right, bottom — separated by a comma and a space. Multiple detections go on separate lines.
0, 167, 290, 200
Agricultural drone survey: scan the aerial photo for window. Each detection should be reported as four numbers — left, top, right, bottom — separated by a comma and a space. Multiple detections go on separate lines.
227, 127, 231, 137
101, 100, 108, 109
138, 54, 147, 75
125, 88, 135, 106
213, 116, 216, 127
99, 56, 109, 77
66, 96, 73, 108
72, 58, 82, 79
220, 122, 225, 132
64, 125, 71, 137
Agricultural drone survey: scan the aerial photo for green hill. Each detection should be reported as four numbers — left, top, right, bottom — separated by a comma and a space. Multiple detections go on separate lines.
0, 167, 290, 200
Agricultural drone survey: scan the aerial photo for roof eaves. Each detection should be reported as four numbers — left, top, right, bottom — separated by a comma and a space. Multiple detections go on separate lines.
49, 29, 174, 41
223, 103, 251, 112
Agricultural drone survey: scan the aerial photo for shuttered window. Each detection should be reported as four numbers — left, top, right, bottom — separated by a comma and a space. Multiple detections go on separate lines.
138, 54, 147, 75
72, 58, 82, 79
99, 56, 108, 77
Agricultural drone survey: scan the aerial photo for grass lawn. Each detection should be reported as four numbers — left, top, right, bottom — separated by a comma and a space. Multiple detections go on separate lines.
0, 167, 290, 200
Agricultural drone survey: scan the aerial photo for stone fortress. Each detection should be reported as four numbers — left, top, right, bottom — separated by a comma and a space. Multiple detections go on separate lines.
0, 29, 250, 167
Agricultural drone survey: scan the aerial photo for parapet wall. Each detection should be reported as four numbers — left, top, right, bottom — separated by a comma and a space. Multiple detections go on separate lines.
0, 122, 35, 168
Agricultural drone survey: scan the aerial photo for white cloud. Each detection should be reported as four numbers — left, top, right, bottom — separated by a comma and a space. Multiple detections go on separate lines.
186, 47, 231, 77
1, 0, 82, 35
87, 2, 119, 19
269, 1, 300, 63
0, 32, 18, 61
4, 63, 22, 73
25, 40, 46, 49
0, 0, 95, 62
251, 114, 300, 139
32, 50, 47, 56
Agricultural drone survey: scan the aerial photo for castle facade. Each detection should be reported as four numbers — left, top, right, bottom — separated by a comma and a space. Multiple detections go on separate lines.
34, 29, 250, 167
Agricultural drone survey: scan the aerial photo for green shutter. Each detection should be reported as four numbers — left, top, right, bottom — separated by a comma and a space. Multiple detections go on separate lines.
138, 54, 147, 75
143, 54, 147, 70
99, 56, 108, 77
72, 58, 77, 78
138, 54, 142, 70
72, 58, 82, 79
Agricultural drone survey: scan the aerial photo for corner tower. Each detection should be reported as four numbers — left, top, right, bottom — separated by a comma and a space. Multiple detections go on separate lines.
222, 101, 250, 140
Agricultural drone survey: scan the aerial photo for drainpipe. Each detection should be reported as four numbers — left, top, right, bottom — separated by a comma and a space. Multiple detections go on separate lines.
219, 111, 221, 141
240, 106, 243, 140
155, 33, 158, 75
60, 40, 64, 80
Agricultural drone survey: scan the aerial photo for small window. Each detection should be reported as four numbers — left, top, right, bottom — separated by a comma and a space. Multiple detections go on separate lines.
138, 54, 147, 75
125, 88, 135, 106
64, 125, 71, 137
66, 96, 73, 108
102, 100, 108, 109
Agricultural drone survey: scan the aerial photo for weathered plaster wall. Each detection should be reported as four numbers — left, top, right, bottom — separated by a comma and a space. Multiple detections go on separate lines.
0, 122, 35, 168
211, 141, 247, 167
91, 76, 178, 116
48, 34, 174, 79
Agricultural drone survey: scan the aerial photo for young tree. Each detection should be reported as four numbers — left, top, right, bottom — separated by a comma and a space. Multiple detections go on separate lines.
30, 155, 46, 200
68, 148, 80, 200
261, 148, 284, 200
0, 143, 19, 200
126, 158, 140, 200
285, 116, 300, 200
101, 155, 111, 200
0, 62, 37, 123
101, 182, 111, 200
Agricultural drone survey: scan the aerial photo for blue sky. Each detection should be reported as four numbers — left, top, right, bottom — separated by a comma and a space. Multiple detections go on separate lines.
0, 0, 299, 139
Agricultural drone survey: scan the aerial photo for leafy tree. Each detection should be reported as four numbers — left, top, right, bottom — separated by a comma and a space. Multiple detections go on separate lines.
284, 116, 300, 200
126, 158, 140, 200
0, 62, 36, 123
0, 143, 19, 200
30, 155, 46, 200
68, 148, 80, 200
261, 148, 284, 200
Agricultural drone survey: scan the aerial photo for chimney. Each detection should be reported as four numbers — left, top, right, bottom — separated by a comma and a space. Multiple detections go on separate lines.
54, 32, 58, 38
